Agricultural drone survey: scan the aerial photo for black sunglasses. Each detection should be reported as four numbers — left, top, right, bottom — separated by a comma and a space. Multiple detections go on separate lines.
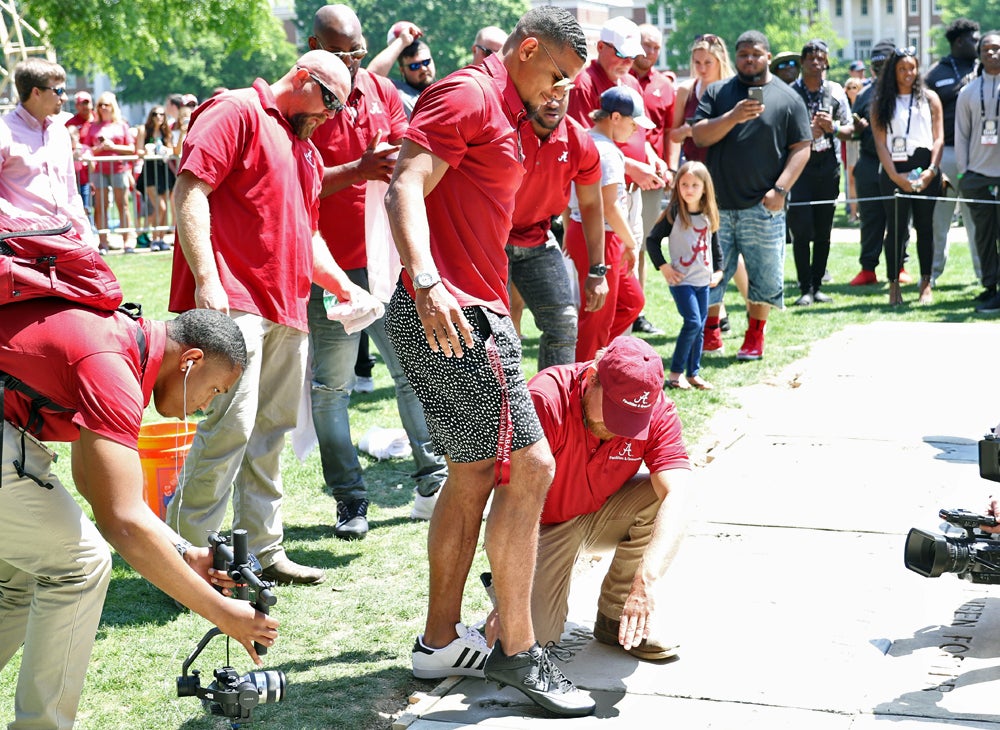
695, 33, 721, 44
406, 58, 433, 71
300, 68, 344, 113
475, 44, 495, 57
39, 86, 66, 96
777, 61, 798, 69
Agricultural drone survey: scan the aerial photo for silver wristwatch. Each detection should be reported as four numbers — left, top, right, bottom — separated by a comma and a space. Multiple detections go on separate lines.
413, 271, 441, 290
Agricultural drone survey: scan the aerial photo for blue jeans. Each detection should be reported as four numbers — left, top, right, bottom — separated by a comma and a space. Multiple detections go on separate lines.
709, 203, 786, 308
507, 237, 578, 370
307, 271, 446, 500
669, 284, 709, 377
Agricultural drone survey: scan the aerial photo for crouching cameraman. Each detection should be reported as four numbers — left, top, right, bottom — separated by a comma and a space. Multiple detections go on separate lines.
0, 302, 279, 730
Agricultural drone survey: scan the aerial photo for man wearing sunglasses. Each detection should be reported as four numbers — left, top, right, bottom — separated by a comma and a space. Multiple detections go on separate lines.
392, 40, 437, 119
472, 26, 508, 65
166, 51, 379, 587
385, 6, 596, 718
0, 58, 92, 245
306, 4, 447, 538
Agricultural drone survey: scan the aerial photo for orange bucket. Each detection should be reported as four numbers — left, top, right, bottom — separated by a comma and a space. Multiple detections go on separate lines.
137, 421, 197, 520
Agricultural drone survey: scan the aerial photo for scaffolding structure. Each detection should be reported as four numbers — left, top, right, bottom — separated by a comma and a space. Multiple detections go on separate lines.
1, 0, 55, 110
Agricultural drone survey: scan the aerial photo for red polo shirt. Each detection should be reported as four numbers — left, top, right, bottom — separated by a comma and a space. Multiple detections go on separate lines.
529, 363, 690, 525
168, 80, 322, 332
401, 53, 526, 314
0, 300, 165, 448
567, 61, 647, 166
509, 116, 601, 249
631, 67, 675, 163
312, 68, 407, 271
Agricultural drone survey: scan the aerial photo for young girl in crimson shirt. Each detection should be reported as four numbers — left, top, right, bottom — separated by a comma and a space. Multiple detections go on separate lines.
646, 160, 723, 390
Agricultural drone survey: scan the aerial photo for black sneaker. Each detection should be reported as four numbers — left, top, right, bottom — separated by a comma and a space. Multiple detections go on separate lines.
334, 499, 369, 540
632, 315, 664, 335
976, 292, 1000, 314
484, 640, 595, 717
719, 315, 730, 333
975, 286, 998, 303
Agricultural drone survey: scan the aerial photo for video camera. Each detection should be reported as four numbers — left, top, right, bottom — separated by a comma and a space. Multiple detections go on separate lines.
176, 530, 287, 726
903, 430, 1000, 583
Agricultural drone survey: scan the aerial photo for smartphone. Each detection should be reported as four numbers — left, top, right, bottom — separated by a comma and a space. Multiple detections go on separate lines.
685, 117, 697, 125
747, 87, 764, 104
818, 105, 832, 116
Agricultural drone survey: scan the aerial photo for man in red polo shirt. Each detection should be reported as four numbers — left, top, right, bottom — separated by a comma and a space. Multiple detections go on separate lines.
630, 23, 676, 335
167, 51, 375, 586
384, 6, 595, 717
528, 335, 691, 660
567, 16, 669, 337
508, 91, 607, 370
306, 5, 447, 540
1, 303, 278, 730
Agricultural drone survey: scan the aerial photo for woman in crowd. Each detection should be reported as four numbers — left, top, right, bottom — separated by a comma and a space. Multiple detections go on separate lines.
84, 91, 135, 253
843, 76, 865, 223
134, 106, 175, 251
870, 46, 943, 305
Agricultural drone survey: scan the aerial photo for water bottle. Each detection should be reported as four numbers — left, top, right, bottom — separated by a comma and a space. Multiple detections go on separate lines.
907, 167, 923, 183
322, 290, 339, 314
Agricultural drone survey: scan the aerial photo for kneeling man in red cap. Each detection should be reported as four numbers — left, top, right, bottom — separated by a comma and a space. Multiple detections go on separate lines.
527, 335, 692, 660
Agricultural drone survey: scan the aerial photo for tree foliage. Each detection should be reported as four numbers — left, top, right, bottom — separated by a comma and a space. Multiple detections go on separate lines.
21, 0, 287, 81
293, 0, 531, 79
654, 0, 843, 74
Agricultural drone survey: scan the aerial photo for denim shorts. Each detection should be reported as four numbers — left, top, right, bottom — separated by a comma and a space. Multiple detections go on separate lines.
709, 203, 786, 308
384, 283, 544, 464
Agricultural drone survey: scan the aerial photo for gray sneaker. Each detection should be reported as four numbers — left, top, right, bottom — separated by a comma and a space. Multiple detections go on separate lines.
483, 640, 595, 717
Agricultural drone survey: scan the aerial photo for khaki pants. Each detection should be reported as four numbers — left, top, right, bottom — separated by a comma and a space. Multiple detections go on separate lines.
1, 423, 112, 729
166, 311, 308, 566
531, 476, 660, 645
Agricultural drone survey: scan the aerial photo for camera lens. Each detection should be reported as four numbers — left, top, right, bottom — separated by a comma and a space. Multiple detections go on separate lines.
241, 670, 287, 704
904, 528, 969, 577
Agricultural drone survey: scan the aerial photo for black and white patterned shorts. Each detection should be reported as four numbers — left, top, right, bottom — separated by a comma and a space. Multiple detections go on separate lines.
385, 283, 544, 464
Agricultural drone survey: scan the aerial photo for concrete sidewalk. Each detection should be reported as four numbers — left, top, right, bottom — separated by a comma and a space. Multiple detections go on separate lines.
395, 321, 1000, 729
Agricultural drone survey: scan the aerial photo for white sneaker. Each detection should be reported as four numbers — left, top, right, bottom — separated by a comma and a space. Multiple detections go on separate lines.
412, 622, 491, 679
410, 487, 440, 520
353, 376, 375, 393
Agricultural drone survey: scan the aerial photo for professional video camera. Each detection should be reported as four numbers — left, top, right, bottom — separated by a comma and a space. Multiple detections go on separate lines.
176, 530, 287, 727
904, 429, 1000, 584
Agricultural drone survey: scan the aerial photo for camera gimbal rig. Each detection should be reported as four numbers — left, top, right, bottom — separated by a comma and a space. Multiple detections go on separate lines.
176, 530, 286, 727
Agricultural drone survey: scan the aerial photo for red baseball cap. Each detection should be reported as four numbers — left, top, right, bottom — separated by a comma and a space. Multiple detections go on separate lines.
597, 336, 664, 439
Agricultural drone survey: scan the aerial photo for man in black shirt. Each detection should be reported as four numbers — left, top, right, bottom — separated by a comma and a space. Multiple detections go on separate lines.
926, 17, 982, 289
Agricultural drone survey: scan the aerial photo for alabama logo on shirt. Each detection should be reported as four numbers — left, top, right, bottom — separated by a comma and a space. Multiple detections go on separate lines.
609, 441, 642, 462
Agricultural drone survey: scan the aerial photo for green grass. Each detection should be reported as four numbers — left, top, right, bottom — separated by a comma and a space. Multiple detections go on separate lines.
0, 220, 989, 729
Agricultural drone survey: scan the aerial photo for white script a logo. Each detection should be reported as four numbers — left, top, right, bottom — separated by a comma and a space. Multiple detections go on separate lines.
622, 391, 651, 409
557, 150, 569, 163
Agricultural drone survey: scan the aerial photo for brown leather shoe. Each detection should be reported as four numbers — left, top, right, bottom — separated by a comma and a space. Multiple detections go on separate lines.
593, 611, 678, 661
261, 558, 325, 585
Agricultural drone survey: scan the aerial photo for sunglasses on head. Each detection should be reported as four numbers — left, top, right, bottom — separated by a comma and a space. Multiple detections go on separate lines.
406, 58, 433, 71
695, 33, 721, 45
803, 40, 829, 54
299, 68, 345, 113
895, 46, 917, 57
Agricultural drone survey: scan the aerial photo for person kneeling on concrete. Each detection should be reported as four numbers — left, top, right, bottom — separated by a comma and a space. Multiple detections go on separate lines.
0, 303, 278, 730
528, 335, 692, 659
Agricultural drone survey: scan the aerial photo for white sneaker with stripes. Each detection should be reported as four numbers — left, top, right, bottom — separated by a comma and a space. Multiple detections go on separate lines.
411, 622, 490, 679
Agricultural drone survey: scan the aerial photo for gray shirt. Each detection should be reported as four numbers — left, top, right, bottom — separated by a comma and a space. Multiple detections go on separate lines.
956, 72, 1000, 177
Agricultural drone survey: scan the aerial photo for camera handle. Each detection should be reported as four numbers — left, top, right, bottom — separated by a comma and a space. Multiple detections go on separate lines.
209, 530, 277, 656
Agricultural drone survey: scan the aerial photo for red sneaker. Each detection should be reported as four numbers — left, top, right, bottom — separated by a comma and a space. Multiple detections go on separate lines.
849, 269, 877, 286
703, 316, 724, 354
736, 319, 765, 361
898, 268, 914, 284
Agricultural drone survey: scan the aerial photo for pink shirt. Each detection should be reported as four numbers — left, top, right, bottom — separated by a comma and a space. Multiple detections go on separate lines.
0, 105, 93, 243
530, 363, 690, 524
169, 80, 322, 332
82, 120, 134, 175
400, 53, 526, 314
312, 68, 407, 271
0, 299, 164, 448
509, 116, 601, 249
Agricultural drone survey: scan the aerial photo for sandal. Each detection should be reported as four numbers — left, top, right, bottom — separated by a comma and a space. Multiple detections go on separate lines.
666, 377, 690, 390
687, 376, 714, 391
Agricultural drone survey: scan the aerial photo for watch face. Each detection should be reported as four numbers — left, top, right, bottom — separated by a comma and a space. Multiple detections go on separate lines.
414, 272, 438, 289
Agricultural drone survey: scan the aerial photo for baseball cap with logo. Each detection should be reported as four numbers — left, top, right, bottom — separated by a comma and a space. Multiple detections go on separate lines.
600, 16, 644, 59
181, 93, 198, 107
849, 59, 866, 72
74, 91, 91, 103
597, 336, 664, 439
870, 39, 895, 64
600, 86, 656, 129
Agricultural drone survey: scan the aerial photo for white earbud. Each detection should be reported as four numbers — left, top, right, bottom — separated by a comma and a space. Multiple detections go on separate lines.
185, 360, 194, 372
